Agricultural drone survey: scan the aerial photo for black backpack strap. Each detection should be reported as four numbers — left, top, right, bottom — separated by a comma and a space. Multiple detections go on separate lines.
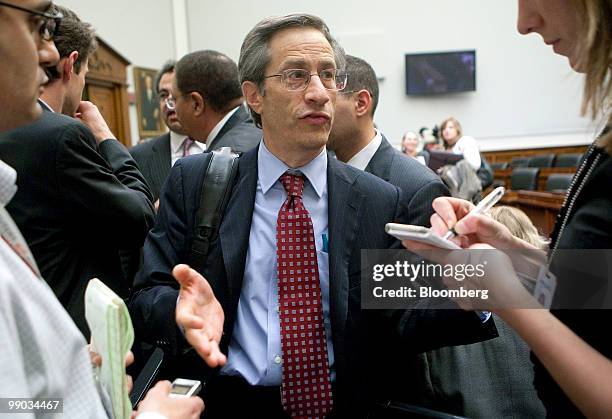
188, 147, 239, 272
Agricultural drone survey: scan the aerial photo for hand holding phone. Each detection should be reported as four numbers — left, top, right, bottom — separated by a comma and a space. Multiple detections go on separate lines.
385, 223, 460, 250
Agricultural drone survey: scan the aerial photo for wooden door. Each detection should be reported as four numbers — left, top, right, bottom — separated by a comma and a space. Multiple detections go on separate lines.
86, 84, 120, 140
85, 37, 132, 147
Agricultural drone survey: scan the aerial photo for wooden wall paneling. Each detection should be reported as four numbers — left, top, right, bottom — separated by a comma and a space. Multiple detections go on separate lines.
85, 37, 131, 147
499, 190, 565, 236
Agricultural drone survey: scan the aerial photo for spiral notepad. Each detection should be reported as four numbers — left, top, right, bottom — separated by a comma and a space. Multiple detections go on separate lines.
85, 278, 134, 419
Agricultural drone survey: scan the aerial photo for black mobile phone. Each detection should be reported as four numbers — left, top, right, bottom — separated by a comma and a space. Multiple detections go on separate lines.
130, 347, 164, 408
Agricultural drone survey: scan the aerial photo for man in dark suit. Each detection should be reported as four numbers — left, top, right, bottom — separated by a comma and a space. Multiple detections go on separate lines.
130, 14, 494, 418
168, 50, 261, 155
0, 5, 155, 335
327, 55, 497, 412
130, 60, 200, 203
328, 55, 448, 227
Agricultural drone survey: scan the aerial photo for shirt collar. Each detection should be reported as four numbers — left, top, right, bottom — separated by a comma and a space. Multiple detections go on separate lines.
206, 106, 240, 148
346, 129, 382, 170
38, 98, 54, 113
258, 140, 327, 198
170, 131, 188, 154
0, 160, 18, 206
170, 131, 206, 154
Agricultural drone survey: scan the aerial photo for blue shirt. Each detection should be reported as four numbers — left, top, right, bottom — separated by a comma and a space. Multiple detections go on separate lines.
220, 141, 334, 385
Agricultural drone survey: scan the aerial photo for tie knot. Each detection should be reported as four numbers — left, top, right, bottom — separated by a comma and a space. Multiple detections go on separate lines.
279, 173, 304, 198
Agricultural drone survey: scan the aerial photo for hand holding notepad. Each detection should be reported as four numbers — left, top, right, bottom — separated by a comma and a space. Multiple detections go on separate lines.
85, 278, 134, 419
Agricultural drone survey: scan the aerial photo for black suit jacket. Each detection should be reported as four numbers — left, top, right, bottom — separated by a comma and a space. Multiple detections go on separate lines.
534, 144, 612, 418
130, 132, 172, 202
0, 108, 155, 335
363, 137, 498, 407
130, 144, 496, 416
129, 107, 261, 202
206, 106, 261, 153
366, 136, 448, 227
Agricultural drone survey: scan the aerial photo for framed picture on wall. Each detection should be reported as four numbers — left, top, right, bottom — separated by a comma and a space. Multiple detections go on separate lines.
133, 66, 164, 138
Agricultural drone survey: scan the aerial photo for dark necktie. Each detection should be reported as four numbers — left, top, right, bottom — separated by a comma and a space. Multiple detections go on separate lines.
182, 137, 195, 157
276, 172, 333, 419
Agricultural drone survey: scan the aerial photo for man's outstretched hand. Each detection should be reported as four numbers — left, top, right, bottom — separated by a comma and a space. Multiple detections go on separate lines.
174, 264, 226, 368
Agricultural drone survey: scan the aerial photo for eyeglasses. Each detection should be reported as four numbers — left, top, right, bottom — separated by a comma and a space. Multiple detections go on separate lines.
0, 1, 63, 41
264, 68, 348, 91
164, 96, 176, 110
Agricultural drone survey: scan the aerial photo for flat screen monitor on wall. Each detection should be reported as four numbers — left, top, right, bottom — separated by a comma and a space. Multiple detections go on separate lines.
405, 50, 476, 95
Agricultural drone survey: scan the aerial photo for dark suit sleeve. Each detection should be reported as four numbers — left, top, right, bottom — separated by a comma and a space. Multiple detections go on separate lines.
130, 156, 206, 354
128, 143, 148, 175
55, 124, 154, 248
401, 178, 449, 227
383, 183, 498, 352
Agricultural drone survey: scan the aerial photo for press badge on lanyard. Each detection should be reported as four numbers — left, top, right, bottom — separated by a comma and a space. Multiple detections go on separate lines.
533, 264, 557, 309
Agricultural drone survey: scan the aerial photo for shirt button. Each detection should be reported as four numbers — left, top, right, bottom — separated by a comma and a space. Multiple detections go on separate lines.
274, 355, 282, 364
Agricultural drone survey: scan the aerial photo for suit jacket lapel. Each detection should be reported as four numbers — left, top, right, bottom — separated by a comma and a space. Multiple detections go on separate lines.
219, 146, 258, 294
364, 135, 393, 181
327, 157, 362, 354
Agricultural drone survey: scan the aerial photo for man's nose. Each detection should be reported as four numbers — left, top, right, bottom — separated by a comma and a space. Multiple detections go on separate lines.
304, 74, 331, 104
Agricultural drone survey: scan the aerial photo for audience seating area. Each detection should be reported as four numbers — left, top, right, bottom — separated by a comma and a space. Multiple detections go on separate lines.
484, 146, 585, 194
527, 153, 556, 168
510, 167, 540, 190
546, 173, 574, 193
554, 153, 583, 168
481, 145, 586, 236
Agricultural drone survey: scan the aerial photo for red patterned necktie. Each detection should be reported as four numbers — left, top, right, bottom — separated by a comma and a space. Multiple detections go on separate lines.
276, 172, 333, 419
182, 137, 195, 157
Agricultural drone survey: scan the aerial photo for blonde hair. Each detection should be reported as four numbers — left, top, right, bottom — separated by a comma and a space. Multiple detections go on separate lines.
489, 206, 548, 250
575, 0, 612, 153
440, 117, 463, 149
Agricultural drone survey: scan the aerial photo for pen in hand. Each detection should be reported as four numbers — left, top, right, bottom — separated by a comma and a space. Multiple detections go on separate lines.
442, 187, 506, 241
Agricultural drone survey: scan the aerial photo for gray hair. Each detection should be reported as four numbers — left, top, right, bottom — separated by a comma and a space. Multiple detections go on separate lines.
238, 13, 346, 128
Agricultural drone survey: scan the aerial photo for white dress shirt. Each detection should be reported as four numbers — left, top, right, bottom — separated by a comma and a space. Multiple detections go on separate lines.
170, 131, 205, 166
345, 129, 383, 170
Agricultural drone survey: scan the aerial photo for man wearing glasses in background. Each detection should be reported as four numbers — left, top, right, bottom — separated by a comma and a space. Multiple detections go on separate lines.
0, 3, 155, 336
130, 60, 196, 205
165, 49, 261, 156
130, 13, 456, 418
0, 1, 204, 418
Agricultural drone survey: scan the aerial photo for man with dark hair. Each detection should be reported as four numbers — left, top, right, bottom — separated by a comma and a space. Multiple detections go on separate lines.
0, 3, 155, 335
328, 55, 449, 226
327, 54, 497, 413
130, 60, 198, 203
39, 3, 96, 116
131, 14, 495, 418
168, 49, 260, 153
